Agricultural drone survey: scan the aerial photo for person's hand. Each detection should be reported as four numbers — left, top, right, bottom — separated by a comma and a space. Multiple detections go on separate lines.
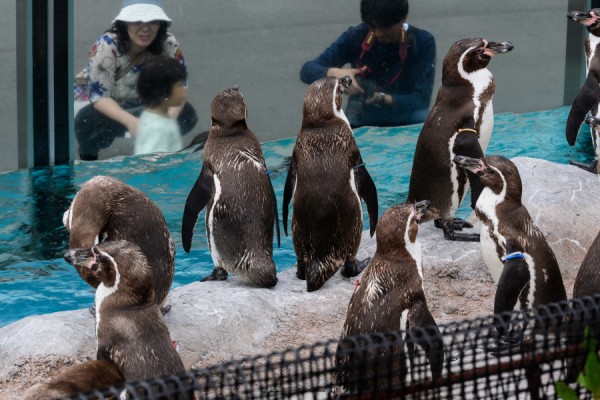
326, 67, 368, 96
365, 92, 391, 106
125, 116, 140, 137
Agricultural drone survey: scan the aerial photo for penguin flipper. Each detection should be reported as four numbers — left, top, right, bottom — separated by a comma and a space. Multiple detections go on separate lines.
282, 156, 297, 236
407, 300, 444, 379
181, 166, 214, 253
494, 254, 530, 335
566, 77, 600, 146
453, 130, 485, 208
354, 160, 378, 237
267, 172, 281, 248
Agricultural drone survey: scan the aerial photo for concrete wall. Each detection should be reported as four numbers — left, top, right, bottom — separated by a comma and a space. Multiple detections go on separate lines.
0, 0, 573, 170
0, 2, 17, 172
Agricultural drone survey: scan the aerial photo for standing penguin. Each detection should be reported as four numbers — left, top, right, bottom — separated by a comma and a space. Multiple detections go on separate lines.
181, 88, 279, 288
566, 9, 600, 173
568, 229, 600, 382
453, 156, 567, 318
573, 230, 600, 299
335, 201, 443, 393
63, 176, 174, 312
64, 241, 186, 383
282, 76, 378, 292
407, 38, 513, 241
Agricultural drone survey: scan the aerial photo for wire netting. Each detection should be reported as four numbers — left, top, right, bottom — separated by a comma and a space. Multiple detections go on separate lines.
66, 294, 600, 399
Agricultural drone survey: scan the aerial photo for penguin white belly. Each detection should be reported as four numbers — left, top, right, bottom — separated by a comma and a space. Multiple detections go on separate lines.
480, 225, 504, 284
478, 103, 494, 153
207, 175, 223, 266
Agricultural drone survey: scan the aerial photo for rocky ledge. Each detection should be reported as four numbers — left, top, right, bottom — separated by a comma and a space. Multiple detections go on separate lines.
1, 157, 598, 398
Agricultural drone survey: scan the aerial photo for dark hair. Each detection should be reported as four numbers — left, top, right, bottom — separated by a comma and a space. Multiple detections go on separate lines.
109, 21, 169, 55
137, 55, 187, 107
360, 0, 409, 27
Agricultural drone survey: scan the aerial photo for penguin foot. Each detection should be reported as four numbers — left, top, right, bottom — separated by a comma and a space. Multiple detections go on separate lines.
435, 218, 473, 231
487, 331, 522, 356
340, 257, 371, 278
88, 306, 96, 316
160, 305, 172, 315
201, 267, 228, 282
568, 159, 598, 174
440, 220, 480, 242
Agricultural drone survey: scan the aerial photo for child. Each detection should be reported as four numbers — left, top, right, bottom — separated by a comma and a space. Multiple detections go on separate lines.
134, 55, 187, 155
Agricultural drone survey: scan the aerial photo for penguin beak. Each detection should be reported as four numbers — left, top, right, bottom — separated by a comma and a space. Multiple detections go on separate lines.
586, 116, 600, 131
567, 10, 598, 26
453, 155, 487, 175
414, 200, 430, 222
64, 248, 95, 269
339, 75, 352, 91
484, 41, 514, 57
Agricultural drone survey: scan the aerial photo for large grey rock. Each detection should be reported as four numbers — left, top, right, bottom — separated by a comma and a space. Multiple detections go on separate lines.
1, 157, 599, 397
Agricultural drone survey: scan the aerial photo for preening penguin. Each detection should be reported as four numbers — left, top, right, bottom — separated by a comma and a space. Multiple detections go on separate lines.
407, 38, 513, 241
282, 76, 378, 292
566, 9, 600, 173
64, 240, 185, 383
63, 175, 175, 312
336, 201, 443, 393
181, 87, 280, 288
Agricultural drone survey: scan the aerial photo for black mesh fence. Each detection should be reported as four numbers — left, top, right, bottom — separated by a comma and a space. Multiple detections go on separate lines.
67, 294, 600, 399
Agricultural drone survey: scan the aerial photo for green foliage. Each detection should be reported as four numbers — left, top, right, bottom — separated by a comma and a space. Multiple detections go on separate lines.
556, 328, 600, 400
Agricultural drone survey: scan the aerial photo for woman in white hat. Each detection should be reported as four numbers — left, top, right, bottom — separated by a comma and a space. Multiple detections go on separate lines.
74, 0, 197, 161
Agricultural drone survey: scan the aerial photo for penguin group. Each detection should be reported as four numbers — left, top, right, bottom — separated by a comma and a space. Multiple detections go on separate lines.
22, 11, 600, 397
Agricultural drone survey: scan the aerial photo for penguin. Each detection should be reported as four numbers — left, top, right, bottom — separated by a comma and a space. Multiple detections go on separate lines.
335, 201, 442, 394
407, 38, 513, 241
573, 230, 600, 299
452, 155, 567, 316
22, 359, 124, 400
566, 9, 600, 173
567, 229, 600, 382
64, 240, 186, 383
181, 87, 280, 288
63, 175, 175, 313
577, 116, 600, 174
282, 76, 378, 292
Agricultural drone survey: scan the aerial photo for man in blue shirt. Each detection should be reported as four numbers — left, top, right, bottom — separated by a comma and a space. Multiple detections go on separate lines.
300, 0, 435, 128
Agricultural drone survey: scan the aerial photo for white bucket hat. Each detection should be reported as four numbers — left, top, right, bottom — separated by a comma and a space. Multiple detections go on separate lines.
113, 0, 172, 26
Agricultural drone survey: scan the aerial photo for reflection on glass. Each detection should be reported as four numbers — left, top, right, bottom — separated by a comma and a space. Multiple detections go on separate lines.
73, 0, 197, 161
300, 0, 435, 129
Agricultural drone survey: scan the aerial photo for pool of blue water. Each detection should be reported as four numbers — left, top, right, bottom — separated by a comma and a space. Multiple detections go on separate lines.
0, 106, 594, 328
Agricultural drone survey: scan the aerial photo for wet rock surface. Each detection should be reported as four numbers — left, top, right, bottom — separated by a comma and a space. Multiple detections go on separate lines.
0, 157, 598, 398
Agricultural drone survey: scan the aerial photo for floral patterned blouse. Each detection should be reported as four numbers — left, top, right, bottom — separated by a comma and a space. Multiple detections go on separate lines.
74, 32, 186, 111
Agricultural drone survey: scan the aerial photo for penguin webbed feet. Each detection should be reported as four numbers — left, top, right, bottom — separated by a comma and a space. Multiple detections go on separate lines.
487, 329, 523, 357
340, 257, 371, 278
201, 267, 228, 282
435, 218, 480, 242
568, 159, 598, 174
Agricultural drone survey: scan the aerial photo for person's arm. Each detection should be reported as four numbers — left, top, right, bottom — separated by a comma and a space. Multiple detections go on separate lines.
88, 33, 140, 134
93, 97, 139, 136
299, 25, 366, 95
386, 30, 436, 117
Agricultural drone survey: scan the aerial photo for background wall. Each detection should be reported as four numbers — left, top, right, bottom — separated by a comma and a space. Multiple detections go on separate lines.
2, 0, 573, 168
